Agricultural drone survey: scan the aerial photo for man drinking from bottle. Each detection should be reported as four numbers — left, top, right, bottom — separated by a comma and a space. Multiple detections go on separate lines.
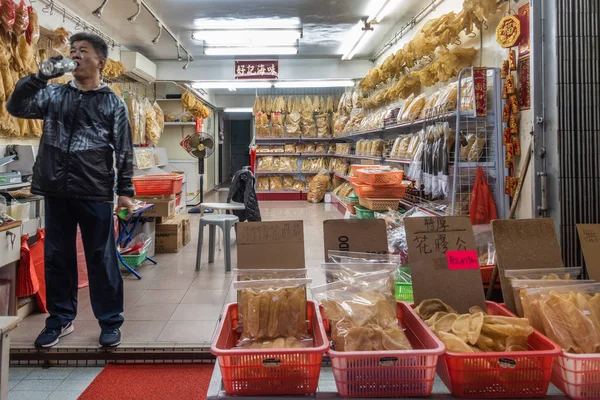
6, 32, 133, 348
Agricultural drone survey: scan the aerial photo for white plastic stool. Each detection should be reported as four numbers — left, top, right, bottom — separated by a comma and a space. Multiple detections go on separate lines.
196, 214, 239, 272
201, 202, 245, 249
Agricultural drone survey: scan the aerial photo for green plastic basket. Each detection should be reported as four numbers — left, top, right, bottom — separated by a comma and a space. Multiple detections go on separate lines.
354, 205, 385, 219
395, 282, 413, 302
120, 249, 147, 268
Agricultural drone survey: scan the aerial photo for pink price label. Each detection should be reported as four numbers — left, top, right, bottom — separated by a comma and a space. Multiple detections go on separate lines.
446, 250, 479, 271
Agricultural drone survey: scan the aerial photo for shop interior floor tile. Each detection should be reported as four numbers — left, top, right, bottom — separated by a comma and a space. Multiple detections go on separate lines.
10, 193, 340, 348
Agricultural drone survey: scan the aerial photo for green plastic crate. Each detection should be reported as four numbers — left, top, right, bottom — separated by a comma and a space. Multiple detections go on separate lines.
354, 205, 385, 219
120, 249, 147, 268
395, 282, 413, 302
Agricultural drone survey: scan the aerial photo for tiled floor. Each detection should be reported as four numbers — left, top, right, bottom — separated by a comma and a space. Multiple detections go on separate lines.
7, 366, 103, 400
10, 196, 340, 348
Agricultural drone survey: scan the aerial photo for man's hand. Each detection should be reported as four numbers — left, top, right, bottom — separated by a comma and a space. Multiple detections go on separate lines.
37, 56, 67, 81
117, 196, 135, 220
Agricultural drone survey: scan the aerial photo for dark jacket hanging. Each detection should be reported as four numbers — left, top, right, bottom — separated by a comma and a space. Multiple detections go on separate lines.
227, 169, 261, 222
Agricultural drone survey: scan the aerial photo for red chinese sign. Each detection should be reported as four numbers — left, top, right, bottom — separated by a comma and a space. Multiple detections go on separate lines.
518, 3, 531, 57
235, 60, 279, 80
473, 67, 487, 117
518, 55, 531, 110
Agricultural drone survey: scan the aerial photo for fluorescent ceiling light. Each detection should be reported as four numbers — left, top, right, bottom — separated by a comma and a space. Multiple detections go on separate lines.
204, 46, 298, 56
340, 22, 369, 61
194, 17, 301, 29
192, 81, 272, 89
274, 80, 355, 88
374, 0, 399, 22
192, 29, 301, 47
224, 107, 253, 113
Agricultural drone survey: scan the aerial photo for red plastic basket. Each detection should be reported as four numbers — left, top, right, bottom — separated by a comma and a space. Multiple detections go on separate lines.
352, 182, 408, 198
357, 169, 404, 186
211, 301, 328, 396
132, 174, 183, 196
437, 301, 562, 398
551, 352, 600, 399
325, 301, 445, 398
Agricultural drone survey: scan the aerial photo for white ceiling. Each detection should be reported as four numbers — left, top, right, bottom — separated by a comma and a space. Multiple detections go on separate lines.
52, 0, 425, 61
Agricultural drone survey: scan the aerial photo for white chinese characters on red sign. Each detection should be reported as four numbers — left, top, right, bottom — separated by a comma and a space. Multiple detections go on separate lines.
235, 61, 279, 80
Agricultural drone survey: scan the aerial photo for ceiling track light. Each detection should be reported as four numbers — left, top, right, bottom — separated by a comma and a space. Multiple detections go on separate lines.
127, 0, 142, 23
152, 21, 162, 44
182, 55, 191, 70
92, 0, 109, 18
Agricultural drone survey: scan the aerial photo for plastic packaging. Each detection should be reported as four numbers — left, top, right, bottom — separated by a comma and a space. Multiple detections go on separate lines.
233, 269, 308, 281
313, 271, 412, 352
234, 278, 312, 344
320, 262, 396, 285
307, 170, 330, 203
12, 0, 28, 37
1, 0, 16, 31
504, 267, 582, 281
511, 279, 595, 318
327, 250, 401, 266
521, 283, 600, 354
473, 224, 495, 266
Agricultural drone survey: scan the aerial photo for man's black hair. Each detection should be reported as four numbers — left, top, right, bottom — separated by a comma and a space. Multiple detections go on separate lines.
69, 32, 109, 59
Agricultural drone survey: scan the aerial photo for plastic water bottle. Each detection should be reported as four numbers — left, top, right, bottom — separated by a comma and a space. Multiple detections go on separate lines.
39, 57, 77, 77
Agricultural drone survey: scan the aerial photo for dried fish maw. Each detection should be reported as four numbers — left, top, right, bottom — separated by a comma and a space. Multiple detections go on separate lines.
266, 290, 280, 338
425, 311, 448, 327
506, 336, 528, 352
483, 315, 531, 327
381, 326, 412, 350
573, 293, 600, 332
258, 291, 272, 338
272, 338, 286, 349
285, 337, 302, 348
452, 312, 483, 345
481, 322, 533, 338
345, 326, 375, 351
439, 331, 475, 353
246, 292, 261, 338
432, 313, 459, 334
469, 306, 485, 315
372, 297, 397, 328
476, 333, 496, 352
415, 299, 457, 320
289, 287, 308, 337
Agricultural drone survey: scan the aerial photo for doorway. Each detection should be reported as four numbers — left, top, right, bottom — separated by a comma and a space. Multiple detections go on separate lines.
230, 120, 251, 175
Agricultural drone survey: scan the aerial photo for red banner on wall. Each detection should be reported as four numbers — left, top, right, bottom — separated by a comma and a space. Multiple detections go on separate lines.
518, 55, 531, 110
473, 67, 488, 117
235, 60, 279, 80
518, 3, 531, 57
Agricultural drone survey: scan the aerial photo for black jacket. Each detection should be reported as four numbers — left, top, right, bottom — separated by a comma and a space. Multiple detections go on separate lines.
6, 75, 134, 202
227, 169, 261, 222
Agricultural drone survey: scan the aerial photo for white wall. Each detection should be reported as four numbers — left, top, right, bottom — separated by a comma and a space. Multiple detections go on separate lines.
156, 58, 372, 82
373, 0, 533, 218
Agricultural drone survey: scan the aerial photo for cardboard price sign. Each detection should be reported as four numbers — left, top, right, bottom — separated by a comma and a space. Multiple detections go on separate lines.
577, 224, 600, 281
323, 219, 388, 261
405, 216, 486, 314
492, 218, 564, 314
237, 221, 305, 269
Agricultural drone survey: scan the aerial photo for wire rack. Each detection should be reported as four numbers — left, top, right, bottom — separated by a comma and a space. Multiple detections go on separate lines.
451, 67, 508, 218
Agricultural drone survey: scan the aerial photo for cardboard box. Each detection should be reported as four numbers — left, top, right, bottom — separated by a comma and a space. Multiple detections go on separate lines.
155, 218, 183, 253
138, 199, 175, 219
237, 221, 305, 269
172, 215, 191, 247
577, 224, 600, 280
492, 218, 564, 314
323, 219, 388, 261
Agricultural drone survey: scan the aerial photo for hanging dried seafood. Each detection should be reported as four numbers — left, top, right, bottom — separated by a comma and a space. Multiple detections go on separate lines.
285, 97, 301, 137
102, 59, 126, 79
181, 90, 211, 119
301, 96, 317, 137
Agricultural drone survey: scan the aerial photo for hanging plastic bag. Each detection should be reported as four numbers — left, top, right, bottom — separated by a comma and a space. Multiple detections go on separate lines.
0, 0, 16, 31
31, 229, 47, 313
469, 166, 498, 225
16, 235, 39, 297
12, 0, 29, 37
25, 5, 39, 45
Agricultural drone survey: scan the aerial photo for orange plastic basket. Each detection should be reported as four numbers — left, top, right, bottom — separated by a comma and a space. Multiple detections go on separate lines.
437, 302, 562, 398
351, 164, 381, 176
211, 301, 328, 396
551, 352, 600, 399
357, 169, 404, 186
352, 182, 408, 199
132, 174, 183, 195
359, 197, 401, 211
324, 302, 445, 398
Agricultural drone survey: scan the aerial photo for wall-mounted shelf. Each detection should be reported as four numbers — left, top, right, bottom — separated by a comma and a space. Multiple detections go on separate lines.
164, 122, 196, 126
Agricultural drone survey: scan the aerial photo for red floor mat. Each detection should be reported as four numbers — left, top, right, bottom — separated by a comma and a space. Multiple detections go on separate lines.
78, 363, 214, 400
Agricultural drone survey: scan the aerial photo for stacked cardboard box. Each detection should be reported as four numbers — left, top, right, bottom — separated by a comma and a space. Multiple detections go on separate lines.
133, 194, 191, 253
